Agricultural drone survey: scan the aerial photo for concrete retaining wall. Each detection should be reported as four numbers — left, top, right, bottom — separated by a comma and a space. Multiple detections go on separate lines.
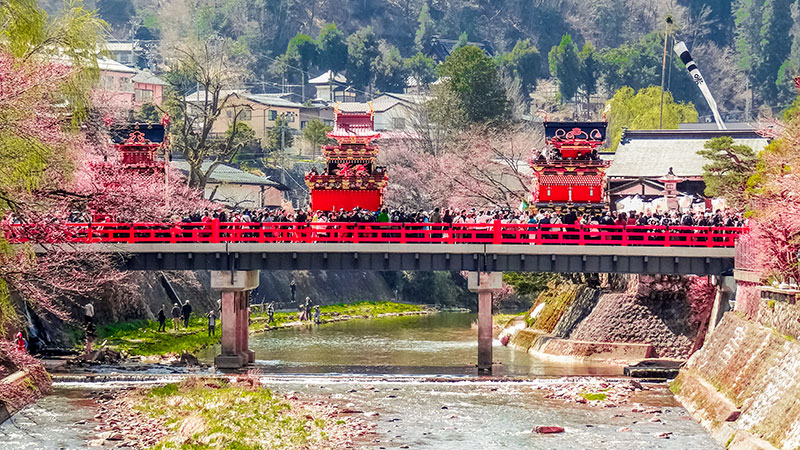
673, 313, 800, 450
509, 329, 654, 364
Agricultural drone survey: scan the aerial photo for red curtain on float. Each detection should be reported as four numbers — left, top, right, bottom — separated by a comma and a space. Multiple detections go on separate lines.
310, 190, 383, 211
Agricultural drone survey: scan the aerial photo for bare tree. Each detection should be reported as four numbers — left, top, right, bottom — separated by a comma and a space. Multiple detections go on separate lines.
165, 37, 255, 189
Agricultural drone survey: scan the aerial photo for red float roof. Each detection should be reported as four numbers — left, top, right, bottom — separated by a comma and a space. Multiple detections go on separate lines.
327, 106, 381, 143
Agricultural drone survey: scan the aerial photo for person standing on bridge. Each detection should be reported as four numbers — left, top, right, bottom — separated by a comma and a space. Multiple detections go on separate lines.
157, 305, 166, 332
182, 300, 192, 328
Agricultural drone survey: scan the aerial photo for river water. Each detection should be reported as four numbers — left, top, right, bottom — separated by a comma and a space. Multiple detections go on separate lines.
0, 313, 721, 449
198, 313, 621, 376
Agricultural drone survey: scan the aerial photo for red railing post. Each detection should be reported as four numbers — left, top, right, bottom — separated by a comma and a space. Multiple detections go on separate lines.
493, 220, 501, 245
211, 219, 220, 243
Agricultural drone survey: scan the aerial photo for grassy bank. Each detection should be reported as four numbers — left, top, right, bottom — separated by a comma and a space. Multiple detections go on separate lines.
492, 312, 525, 328
100, 378, 369, 449
98, 301, 426, 357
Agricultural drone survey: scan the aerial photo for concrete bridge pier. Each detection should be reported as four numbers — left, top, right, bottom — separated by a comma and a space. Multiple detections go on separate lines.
468, 272, 503, 374
211, 270, 259, 369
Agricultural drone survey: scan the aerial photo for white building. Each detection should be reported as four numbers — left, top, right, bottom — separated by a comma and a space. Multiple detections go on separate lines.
170, 161, 287, 209
309, 71, 355, 103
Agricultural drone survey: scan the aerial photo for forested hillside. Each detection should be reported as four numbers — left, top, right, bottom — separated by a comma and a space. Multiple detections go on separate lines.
49, 0, 799, 115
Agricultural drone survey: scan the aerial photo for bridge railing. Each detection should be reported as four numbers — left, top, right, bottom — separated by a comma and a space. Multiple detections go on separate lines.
4, 221, 745, 247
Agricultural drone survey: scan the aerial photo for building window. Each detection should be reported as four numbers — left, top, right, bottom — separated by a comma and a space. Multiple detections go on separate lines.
238, 109, 252, 121
135, 88, 153, 103
286, 112, 295, 123
589, 187, 594, 197
301, 121, 308, 129
226, 110, 233, 118
268, 110, 277, 121
118, 77, 133, 92
392, 117, 406, 129
546, 186, 551, 197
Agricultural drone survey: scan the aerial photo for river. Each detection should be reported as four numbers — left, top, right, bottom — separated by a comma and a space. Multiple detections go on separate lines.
0, 313, 721, 449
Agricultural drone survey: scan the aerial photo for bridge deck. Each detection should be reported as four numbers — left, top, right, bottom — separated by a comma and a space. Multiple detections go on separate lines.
36, 242, 735, 275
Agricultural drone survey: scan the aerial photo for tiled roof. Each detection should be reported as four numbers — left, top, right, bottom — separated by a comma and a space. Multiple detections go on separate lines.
132, 69, 167, 86
170, 160, 280, 187
607, 129, 769, 178
97, 56, 137, 74
309, 70, 347, 85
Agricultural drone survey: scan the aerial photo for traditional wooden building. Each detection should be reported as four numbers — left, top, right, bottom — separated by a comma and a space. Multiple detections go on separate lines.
305, 105, 388, 211
530, 121, 610, 212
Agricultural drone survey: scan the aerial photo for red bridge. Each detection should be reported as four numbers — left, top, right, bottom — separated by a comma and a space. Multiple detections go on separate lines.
14, 221, 742, 370
8, 221, 743, 247
11, 221, 740, 276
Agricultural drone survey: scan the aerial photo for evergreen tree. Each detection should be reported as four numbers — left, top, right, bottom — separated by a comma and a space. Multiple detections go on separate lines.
266, 115, 294, 151
548, 34, 581, 103
374, 45, 408, 93
346, 26, 380, 94
454, 31, 469, 50
414, 3, 435, 54
434, 45, 509, 125
404, 52, 437, 92
287, 33, 318, 100
301, 119, 333, 159
777, 2, 800, 105
498, 39, 542, 93
734, 0, 764, 74
754, 0, 794, 105
697, 136, 758, 208
317, 23, 348, 74
578, 43, 599, 115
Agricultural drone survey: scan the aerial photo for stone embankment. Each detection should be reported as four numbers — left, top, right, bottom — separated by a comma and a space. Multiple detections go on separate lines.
672, 300, 800, 450
504, 275, 715, 365
0, 342, 52, 421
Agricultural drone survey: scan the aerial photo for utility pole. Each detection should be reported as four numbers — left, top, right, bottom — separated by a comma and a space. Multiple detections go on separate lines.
659, 16, 673, 130
280, 114, 286, 185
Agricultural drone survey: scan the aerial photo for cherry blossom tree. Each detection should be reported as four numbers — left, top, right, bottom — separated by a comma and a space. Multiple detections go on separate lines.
738, 81, 800, 282
380, 123, 541, 210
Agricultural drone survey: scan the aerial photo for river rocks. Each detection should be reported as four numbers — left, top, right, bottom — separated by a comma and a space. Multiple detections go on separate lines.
537, 377, 647, 408
533, 426, 565, 434
177, 352, 199, 367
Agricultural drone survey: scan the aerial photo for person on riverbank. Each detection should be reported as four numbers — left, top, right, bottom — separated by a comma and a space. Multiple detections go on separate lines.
290, 280, 296, 303
182, 300, 192, 328
314, 305, 321, 325
84, 301, 94, 326
157, 305, 166, 332
207, 310, 216, 337
15, 332, 26, 353
268, 302, 275, 323
171, 303, 181, 330
304, 297, 312, 322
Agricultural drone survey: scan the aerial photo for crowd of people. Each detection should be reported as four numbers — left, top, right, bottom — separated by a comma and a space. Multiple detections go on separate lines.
177, 206, 746, 229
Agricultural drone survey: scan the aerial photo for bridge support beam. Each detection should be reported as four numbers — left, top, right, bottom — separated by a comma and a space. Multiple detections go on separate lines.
211, 270, 260, 369
468, 272, 503, 374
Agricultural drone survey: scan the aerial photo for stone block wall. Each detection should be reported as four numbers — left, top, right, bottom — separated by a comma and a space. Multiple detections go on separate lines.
673, 313, 800, 450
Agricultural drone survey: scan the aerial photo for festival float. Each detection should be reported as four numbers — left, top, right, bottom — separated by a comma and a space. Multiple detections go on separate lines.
530, 121, 609, 213
90, 121, 168, 219
305, 105, 388, 211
